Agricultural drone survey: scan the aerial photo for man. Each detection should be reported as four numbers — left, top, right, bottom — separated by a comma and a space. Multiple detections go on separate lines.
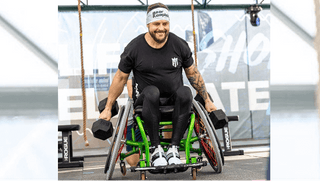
99, 2, 217, 167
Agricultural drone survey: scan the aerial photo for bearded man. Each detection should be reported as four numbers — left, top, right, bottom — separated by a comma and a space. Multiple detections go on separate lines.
99, 2, 217, 166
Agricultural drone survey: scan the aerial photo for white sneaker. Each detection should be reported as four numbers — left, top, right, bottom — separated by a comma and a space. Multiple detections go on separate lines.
166, 145, 183, 165
151, 145, 168, 166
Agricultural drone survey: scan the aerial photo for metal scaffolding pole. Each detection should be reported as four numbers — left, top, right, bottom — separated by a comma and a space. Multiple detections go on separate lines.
271, 3, 315, 48
0, 15, 58, 73
58, 4, 270, 11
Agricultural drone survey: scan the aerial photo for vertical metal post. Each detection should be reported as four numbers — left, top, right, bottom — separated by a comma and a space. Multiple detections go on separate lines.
69, 132, 74, 158
62, 131, 71, 163
314, 0, 320, 146
245, 13, 254, 139
222, 123, 232, 152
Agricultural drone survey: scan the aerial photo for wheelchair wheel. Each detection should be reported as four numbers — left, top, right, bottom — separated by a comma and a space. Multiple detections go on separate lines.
104, 106, 124, 174
197, 103, 225, 166
193, 100, 223, 173
105, 101, 132, 180
120, 161, 126, 176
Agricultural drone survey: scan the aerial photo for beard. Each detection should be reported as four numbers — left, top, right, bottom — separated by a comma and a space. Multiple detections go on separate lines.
149, 29, 169, 44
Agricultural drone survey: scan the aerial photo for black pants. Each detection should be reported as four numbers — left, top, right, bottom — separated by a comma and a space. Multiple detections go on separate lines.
134, 85, 193, 146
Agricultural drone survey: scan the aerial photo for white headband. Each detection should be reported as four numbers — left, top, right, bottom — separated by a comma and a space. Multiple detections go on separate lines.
146, 7, 170, 25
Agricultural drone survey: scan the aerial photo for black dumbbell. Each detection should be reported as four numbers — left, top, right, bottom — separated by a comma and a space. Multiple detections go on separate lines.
208, 109, 228, 129
91, 97, 119, 140
194, 93, 228, 129
92, 119, 114, 140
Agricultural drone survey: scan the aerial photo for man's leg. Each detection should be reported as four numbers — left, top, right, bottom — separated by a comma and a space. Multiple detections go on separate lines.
134, 85, 167, 166
167, 86, 193, 165
171, 86, 193, 145
135, 85, 161, 146
126, 154, 140, 167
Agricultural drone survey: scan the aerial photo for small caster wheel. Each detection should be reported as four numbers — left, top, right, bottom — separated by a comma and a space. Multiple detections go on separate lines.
140, 171, 146, 180
197, 156, 203, 171
192, 168, 197, 180
120, 161, 126, 176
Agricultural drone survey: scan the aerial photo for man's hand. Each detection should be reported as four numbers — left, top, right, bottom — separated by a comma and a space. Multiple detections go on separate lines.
98, 69, 129, 121
205, 99, 217, 113
99, 108, 112, 121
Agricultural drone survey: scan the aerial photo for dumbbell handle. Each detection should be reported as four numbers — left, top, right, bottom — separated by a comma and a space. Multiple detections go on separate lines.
227, 116, 239, 122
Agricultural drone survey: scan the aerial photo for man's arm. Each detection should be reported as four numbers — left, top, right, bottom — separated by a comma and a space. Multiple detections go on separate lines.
184, 64, 217, 112
127, 79, 133, 99
99, 69, 129, 121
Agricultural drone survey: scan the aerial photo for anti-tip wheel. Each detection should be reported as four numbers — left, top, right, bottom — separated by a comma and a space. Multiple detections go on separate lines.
120, 162, 126, 176
140, 171, 146, 180
192, 168, 197, 180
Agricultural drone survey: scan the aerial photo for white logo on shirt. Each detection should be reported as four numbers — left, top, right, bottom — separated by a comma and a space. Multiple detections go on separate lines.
135, 83, 140, 98
172, 57, 178, 67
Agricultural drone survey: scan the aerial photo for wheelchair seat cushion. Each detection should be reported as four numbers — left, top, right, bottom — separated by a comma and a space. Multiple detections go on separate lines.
134, 105, 174, 115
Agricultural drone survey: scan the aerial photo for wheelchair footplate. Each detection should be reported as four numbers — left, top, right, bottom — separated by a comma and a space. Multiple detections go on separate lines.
130, 161, 207, 174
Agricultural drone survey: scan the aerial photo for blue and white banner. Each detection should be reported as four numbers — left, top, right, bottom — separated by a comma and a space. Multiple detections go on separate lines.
198, 11, 214, 51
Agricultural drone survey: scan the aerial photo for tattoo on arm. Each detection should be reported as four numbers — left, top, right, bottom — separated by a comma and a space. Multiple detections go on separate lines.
186, 65, 208, 100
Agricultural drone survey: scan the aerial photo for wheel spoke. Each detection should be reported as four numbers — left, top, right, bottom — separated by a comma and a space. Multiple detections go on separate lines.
194, 114, 218, 168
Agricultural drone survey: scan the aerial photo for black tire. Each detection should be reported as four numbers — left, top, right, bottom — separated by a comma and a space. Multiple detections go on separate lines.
105, 101, 132, 180
193, 100, 223, 173
104, 106, 124, 174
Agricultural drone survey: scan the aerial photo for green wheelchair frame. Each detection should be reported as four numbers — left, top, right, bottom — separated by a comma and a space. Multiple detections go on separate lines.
104, 99, 224, 180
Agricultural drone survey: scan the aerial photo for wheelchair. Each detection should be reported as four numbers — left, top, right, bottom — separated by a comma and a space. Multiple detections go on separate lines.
103, 98, 224, 180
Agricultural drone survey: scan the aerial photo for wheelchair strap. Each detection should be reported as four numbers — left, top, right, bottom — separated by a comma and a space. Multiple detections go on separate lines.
166, 152, 180, 161
151, 152, 166, 163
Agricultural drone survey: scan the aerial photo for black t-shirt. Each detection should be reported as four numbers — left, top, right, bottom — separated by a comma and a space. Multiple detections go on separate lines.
118, 32, 194, 97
